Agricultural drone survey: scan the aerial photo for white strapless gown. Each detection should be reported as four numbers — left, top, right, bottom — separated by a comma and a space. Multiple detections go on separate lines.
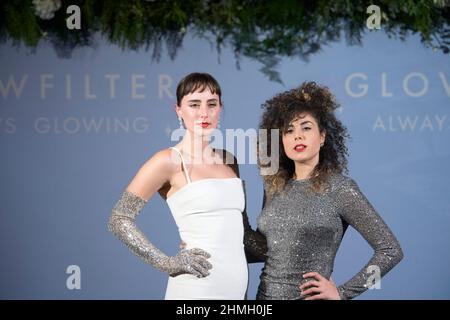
164, 148, 248, 300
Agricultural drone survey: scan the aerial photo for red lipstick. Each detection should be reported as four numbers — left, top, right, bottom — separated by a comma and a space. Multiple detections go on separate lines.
294, 144, 306, 152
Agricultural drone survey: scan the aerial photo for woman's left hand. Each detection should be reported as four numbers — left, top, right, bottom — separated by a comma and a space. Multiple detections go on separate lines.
299, 272, 341, 300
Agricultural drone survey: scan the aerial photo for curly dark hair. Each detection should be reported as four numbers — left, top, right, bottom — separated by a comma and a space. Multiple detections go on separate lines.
258, 81, 350, 198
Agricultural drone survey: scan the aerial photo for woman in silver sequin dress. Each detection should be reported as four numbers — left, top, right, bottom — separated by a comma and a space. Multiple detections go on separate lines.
242, 82, 403, 300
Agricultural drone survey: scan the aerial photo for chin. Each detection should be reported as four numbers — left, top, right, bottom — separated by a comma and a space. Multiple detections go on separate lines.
191, 129, 213, 137
289, 154, 310, 162
204, 127, 220, 134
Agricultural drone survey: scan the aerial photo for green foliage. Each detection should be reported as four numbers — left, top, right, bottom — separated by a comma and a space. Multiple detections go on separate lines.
1, 0, 449, 82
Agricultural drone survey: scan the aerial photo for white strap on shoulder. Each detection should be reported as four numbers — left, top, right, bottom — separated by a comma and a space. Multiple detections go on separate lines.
170, 147, 192, 184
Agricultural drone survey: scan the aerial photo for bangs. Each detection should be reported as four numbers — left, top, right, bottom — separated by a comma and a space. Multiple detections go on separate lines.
187, 82, 220, 96
176, 73, 222, 104
282, 106, 316, 132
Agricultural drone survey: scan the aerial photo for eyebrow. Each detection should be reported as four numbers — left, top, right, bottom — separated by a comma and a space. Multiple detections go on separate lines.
288, 120, 313, 126
187, 99, 218, 103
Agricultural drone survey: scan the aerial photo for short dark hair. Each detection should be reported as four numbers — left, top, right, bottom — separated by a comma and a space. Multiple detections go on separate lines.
176, 73, 222, 105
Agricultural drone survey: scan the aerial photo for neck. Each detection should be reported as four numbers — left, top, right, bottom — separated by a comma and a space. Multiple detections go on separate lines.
178, 131, 214, 163
293, 157, 319, 180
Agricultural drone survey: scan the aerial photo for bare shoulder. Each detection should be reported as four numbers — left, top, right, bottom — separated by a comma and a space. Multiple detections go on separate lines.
126, 148, 180, 200
147, 148, 180, 168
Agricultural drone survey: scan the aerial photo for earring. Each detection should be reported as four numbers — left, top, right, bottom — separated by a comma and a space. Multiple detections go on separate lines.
217, 118, 221, 129
178, 117, 184, 129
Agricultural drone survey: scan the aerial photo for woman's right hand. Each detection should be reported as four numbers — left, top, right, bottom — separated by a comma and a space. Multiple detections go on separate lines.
166, 248, 212, 278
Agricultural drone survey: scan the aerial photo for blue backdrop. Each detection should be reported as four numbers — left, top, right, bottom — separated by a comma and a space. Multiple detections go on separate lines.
0, 29, 449, 299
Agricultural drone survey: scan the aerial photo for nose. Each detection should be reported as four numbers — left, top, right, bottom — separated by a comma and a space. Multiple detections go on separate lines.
199, 105, 209, 119
294, 128, 304, 140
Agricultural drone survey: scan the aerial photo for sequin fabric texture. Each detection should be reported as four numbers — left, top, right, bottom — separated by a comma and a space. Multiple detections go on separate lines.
108, 190, 172, 271
254, 173, 403, 300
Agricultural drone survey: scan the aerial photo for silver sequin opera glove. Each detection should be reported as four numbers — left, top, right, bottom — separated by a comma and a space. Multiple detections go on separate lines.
165, 248, 212, 278
108, 190, 212, 278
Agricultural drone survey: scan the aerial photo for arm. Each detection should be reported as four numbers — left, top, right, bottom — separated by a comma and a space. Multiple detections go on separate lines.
334, 178, 404, 300
241, 181, 268, 263
225, 150, 267, 263
108, 149, 212, 277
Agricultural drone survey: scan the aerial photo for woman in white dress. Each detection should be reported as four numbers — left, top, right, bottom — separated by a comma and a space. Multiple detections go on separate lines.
108, 73, 248, 299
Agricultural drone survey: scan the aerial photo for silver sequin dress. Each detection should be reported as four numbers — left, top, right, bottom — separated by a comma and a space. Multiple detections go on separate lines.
252, 173, 403, 300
